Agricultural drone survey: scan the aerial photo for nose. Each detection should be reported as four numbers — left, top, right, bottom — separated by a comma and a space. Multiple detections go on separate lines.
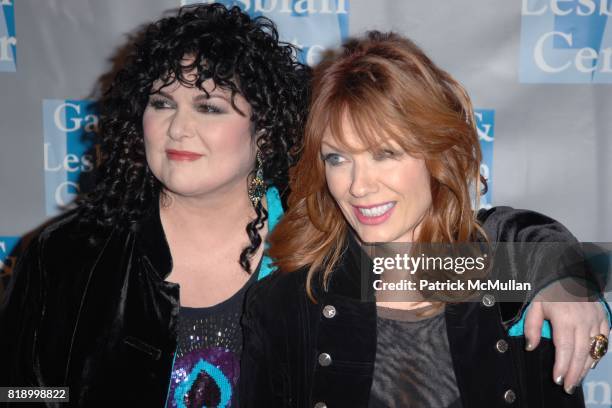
349, 160, 378, 198
167, 108, 195, 141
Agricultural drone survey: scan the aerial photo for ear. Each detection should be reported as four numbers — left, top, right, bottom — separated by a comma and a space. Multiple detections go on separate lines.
254, 128, 266, 138
253, 129, 266, 152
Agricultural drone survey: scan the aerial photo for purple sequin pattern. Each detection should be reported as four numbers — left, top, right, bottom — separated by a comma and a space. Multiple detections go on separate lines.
168, 346, 239, 408
166, 265, 258, 407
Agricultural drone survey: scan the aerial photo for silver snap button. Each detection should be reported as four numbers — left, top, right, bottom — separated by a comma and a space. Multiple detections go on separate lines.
322, 305, 336, 319
482, 294, 495, 307
318, 352, 332, 367
503, 389, 516, 404
314, 402, 327, 408
496, 339, 509, 353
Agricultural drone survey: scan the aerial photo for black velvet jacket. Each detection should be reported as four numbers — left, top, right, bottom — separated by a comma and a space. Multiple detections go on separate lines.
0, 206, 179, 407
239, 207, 591, 408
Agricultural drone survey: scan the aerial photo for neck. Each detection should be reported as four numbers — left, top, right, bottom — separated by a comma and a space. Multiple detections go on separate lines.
160, 181, 260, 235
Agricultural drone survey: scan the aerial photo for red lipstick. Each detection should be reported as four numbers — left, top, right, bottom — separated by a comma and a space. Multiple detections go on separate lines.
166, 149, 203, 161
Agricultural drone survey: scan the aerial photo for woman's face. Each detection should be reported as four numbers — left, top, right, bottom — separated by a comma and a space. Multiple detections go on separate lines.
143, 78, 255, 199
321, 117, 432, 243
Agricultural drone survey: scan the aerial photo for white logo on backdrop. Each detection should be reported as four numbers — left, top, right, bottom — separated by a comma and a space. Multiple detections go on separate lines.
520, 0, 612, 82
0, 0, 16, 71
181, 0, 349, 66
43, 100, 99, 215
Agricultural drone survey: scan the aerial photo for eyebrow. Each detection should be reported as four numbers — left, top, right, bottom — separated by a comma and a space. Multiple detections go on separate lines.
155, 90, 230, 103
194, 93, 230, 103
321, 140, 346, 152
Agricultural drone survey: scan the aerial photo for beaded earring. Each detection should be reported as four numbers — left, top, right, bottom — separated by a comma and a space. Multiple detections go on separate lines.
248, 150, 265, 206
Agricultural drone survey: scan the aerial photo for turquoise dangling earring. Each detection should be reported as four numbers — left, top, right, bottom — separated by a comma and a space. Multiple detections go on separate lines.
248, 150, 265, 206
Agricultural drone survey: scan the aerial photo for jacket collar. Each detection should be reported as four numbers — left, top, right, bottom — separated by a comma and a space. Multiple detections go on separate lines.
325, 232, 376, 301
134, 197, 173, 280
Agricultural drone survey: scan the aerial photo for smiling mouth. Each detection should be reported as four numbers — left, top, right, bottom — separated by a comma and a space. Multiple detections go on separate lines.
352, 202, 396, 225
356, 202, 395, 217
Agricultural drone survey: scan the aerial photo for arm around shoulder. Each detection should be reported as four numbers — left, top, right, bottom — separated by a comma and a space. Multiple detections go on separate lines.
479, 207, 607, 321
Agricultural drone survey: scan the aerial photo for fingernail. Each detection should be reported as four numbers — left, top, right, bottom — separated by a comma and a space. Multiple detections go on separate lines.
555, 375, 564, 385
565, 385, 576, 395
591, 360, 600, 370
525, 342, 533, 351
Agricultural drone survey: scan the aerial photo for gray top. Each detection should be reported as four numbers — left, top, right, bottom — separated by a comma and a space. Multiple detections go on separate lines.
368, 304, 463, 408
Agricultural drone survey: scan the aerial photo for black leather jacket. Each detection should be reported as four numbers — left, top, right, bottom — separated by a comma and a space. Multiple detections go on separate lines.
0, 206, 179, 407
239, 207, 593, 407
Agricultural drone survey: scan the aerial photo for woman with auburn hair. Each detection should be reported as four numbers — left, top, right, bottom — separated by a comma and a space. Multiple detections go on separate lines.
239, 31, 610, 407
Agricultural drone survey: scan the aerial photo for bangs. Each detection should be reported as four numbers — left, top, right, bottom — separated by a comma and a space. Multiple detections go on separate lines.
322, 88, 414, 155
149, 55, 246, 115
151, 56, 234, 93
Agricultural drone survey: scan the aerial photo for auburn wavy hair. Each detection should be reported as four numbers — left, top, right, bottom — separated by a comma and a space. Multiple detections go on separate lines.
269, 31, 487, 299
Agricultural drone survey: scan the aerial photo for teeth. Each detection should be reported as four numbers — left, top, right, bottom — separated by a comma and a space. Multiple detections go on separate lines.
358, 202, 394, 217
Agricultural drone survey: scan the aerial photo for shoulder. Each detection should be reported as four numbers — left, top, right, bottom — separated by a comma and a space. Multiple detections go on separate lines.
37, 209, 83, 242
247, 267, 310, 307
35, 210, 89, 251
245, 267, 311, 322
24, 209, 117, 268
476, 206, 576, 243
2, 210, 102, 312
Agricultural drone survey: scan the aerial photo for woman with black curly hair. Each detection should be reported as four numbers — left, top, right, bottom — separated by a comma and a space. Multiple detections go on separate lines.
0, 4, 308, 407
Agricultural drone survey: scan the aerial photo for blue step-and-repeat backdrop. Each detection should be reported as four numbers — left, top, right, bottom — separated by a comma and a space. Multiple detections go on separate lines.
0, 0, 611, 405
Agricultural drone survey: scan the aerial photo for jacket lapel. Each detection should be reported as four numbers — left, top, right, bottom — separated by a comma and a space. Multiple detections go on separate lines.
445, 301, 520, 407
310, 233, 377, 406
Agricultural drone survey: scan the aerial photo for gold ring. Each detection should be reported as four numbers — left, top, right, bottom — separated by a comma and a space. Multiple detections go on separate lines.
590, 334, 609, 361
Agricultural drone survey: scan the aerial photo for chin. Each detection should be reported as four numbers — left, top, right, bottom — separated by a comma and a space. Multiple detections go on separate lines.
163, 176, 215, 197
164, 183, 206, 198
354, 228, 395, 244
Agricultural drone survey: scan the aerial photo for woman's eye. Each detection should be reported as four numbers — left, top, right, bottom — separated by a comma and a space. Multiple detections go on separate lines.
197, 103, 223, 114
322, 153, 346, 166
148, 98, 172, 110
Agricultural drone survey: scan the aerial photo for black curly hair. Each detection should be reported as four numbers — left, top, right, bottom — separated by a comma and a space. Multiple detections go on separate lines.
80, 3, 310, 273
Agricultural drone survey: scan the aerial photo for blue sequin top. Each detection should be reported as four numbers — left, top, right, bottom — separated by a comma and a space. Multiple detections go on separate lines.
165, 187, 283, 408
166, 262, 259, 408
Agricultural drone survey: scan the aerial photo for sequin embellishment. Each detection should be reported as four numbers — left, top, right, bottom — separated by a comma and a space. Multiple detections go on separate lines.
169, 347, 237, 408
